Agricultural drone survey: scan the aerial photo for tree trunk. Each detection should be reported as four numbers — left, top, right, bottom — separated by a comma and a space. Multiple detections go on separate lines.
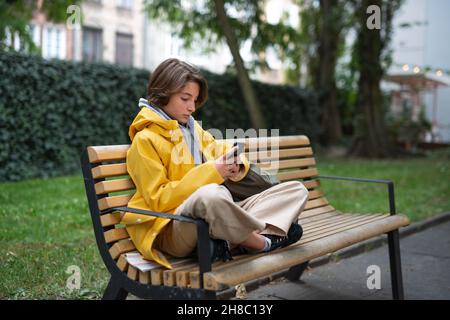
213, 0, 266, 130
315, 0, 342, 146
349, 0, 396, 157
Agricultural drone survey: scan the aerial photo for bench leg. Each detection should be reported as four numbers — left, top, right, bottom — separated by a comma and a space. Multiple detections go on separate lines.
286, 261, 309, 281
387, 229, 405, 300
103, 277, 128, 300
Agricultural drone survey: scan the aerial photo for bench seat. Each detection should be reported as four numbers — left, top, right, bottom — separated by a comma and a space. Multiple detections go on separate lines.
120, 211, 409, 291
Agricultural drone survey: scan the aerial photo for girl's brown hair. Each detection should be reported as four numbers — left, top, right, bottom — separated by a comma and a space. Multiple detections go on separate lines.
146, 58, 208, 110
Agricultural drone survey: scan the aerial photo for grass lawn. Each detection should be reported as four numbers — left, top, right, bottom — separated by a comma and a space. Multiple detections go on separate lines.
0, 150, 449, 299
315, 150, 450, 221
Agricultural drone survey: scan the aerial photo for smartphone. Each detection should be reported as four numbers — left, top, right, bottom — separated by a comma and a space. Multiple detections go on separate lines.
226, 142, 245, 163
234, 142, 245, 157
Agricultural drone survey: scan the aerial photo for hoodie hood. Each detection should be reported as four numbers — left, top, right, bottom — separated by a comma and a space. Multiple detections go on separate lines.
128, 100, 179, 141
128, 98, 203, 166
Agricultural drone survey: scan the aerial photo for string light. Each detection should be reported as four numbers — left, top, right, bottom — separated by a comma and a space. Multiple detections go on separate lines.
396, 63, 450, 76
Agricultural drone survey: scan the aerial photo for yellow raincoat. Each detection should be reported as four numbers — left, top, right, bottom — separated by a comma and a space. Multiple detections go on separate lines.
121, 107, 250, 269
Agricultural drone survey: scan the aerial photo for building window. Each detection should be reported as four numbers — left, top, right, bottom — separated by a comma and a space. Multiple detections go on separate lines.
3, 28, 21, 51
82, 27, 102, 62
42, 25, 66, 59
115, 32, 133, 66
30, 24, 41, 47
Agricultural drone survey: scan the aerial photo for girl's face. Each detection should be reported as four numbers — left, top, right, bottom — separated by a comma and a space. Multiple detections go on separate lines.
164, 81, 199, 124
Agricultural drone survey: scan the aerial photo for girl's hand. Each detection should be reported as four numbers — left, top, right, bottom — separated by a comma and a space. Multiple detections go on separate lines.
215, 147, 240, 179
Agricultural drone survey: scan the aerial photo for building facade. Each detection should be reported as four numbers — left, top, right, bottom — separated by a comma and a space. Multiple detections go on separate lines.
30, 0, 144, 68
26, 0, 293, 80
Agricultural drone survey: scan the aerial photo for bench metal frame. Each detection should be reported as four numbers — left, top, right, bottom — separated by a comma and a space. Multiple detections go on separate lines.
81, 150, 405, 300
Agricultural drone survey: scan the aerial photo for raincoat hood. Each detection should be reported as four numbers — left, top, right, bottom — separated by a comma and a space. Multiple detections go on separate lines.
128, 104, 179, 141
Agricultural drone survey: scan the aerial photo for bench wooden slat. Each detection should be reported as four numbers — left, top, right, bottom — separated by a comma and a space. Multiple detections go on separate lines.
304, 197, 329, 210
109, 239, 136, 260
150, 269, 164, 286
104, 228, 129, 244
299, 211, 340, 225
98, 194, 133, 211
302, 179, 320, 190
300, 205, 336, 218
307, 189, 324, 200
117, 254, 129, 272
127, 265, 138, 281
94, 178, 135, 195
245, 147, 313, 163
277, 168, 318, 181
258, 158, 316, 170
189, 271, 200, 289
92, 163, 128, 179
202, 214, 410, 291
223, 135, 310, 151
139, 271, 150, 284
87, 145, 130, 163
100, 212, 122, 227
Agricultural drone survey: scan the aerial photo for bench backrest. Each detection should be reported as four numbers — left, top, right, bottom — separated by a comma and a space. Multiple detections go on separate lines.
80, 135, 334, 276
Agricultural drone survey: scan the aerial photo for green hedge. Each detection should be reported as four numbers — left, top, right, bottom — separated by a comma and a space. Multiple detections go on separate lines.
0, 51, 319, 181
199, 70, 320, 139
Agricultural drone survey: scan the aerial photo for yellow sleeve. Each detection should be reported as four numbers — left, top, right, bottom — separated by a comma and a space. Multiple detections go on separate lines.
126, 133, 225, 214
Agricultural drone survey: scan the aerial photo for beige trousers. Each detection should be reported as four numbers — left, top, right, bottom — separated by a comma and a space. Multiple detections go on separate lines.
155, 181, 309, 258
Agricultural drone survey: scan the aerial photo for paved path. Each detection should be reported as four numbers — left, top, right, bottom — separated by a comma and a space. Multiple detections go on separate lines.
240, 220, 450, 300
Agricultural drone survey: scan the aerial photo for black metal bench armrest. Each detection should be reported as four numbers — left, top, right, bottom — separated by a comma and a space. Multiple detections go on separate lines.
318, 175, 392, 185
106, 206, 213, 288
318, 175, 397, 215
105, 206, 197, 223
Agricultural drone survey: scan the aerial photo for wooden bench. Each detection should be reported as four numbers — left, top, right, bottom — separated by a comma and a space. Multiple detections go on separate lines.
80, 135, 410, 300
